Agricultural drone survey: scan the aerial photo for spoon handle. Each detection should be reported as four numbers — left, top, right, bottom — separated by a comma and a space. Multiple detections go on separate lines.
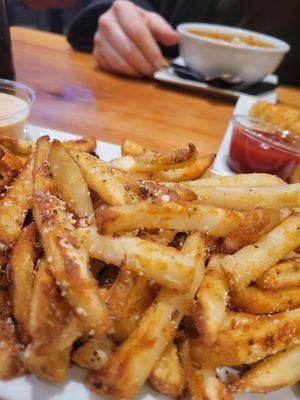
169, 62, 243, 87
169, 62, 206, 82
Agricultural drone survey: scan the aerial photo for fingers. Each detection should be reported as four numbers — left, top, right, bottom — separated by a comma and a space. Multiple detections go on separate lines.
93, 34, 110, 71
112, 0, 165, 70
93, 0, 178, 77
98, 12, 154, 77
93, 31, 142, 78
143, 11, 180, 46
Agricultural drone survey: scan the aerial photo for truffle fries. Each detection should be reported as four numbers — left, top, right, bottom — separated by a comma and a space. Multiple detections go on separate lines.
221, 215, 300, 289
192, 264, 229, 347
0, 289, 24, 379
9, 223, 39, 344
0, 135, 96, 157
96, 202, 244, 237
250, 100, 300, 136
82, 227, 197, 291
87, 232, 205, 399
182, 172, 286, 188
229, 285, 300, 314
149, 342, 185, 398
69, 148, 138, 205
25, 259, 81, 382
0, 157, 33, 247
2, 135, 300, 399
49, 140, 95, 220
120, 139, 215, 181
180, 339, 232, 400
191, 308, 300, 368
229, 344, 300, 393
256, 258, 300, 290
111, 144, 198, 173
72, 336, 115, 371
189, 183, 300, 210
32, 140, 112, 336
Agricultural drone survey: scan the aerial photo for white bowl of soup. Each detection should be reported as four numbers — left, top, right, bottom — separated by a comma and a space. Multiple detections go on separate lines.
177, 23, 290, 85
0, 79, 35, 139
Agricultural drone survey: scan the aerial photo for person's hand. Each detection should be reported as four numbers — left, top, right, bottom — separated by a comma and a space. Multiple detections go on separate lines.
93, 0, 180, 77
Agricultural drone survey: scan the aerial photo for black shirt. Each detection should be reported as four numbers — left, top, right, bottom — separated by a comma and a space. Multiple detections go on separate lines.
67, 0, 300, 86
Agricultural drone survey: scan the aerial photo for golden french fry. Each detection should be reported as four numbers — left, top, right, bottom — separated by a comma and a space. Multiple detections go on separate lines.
111, 144, 198, 173
33, 136, 56, 194
230, 286, 300, 314
149, 342, 185, 398
72, 336, 115, 370
261, 208, 288, 234
192, 267, 228, 346
70, 148, 139, 205
222, 208, 271, 254
0, 144, 23, 170
3, 135, 300, 398
26, 317, 81, 383
121, 138, 146, 156
229, 344, 300, 393
183, 172, 286, 189
32, 137, 111, 334
32, 191, 112, 336
107, 269, 155, 342
148, 154, 215, 182
0, 157, 33, 247
221, 310, 260, 331
0, 144, 24, 190
9, 223, 39, 344
189, 184, 300, 210
138, 179, 197, 202
87, 288, 187, 398
221, 215, 300, 289
250, 100, 300, 136
0, 136, 96, 157
0, 289, 24, 379
26, 258, 81, 382
87, 232, 205, 399
0, 136, 34, 156
180, 339, 232, 400
49, 140, 95, 220
256, 258, 300, 290
96, 202, 244, 237
138, 229, 175, 246
81, 226, 197, 291
191, 308, 300, 368
63, 137, 96, 153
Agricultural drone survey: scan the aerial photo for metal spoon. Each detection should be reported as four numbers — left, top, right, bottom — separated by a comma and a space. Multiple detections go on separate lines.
169, 61, 243, 86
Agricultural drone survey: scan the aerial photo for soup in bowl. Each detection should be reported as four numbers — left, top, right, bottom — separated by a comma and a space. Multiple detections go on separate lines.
177, 23, 290, 85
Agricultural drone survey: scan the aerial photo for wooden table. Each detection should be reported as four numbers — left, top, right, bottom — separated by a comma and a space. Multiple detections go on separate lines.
11, 27, 300, 154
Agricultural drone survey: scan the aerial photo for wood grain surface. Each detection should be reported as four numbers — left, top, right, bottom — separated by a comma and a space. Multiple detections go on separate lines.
11, 27, 300, 153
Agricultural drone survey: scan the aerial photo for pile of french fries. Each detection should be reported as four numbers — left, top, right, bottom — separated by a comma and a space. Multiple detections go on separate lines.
0, 134, 300, 399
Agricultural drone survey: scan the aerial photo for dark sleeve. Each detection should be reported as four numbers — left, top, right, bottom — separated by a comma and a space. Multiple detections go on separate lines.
67, 0, 156, 52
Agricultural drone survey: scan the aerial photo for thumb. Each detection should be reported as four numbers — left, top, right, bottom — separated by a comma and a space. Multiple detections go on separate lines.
143, 12, 180, 46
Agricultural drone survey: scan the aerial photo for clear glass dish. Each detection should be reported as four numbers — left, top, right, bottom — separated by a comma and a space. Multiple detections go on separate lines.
0, 79, 35, 138
228, 115, 300, 180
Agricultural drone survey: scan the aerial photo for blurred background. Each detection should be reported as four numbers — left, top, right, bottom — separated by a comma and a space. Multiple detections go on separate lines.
6, 0, 92, 34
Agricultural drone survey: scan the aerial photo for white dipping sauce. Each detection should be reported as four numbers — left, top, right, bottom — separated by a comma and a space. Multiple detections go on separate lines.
0, 92, 29, 138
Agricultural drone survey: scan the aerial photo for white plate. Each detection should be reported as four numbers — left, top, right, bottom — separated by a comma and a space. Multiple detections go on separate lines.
26, 125, 122, 161
154, 57, 278, 102
212, 95, 276, 175
0, 124, 299, 400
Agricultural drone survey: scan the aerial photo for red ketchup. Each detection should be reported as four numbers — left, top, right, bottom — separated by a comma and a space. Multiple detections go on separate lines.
228, 115, 300, 180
